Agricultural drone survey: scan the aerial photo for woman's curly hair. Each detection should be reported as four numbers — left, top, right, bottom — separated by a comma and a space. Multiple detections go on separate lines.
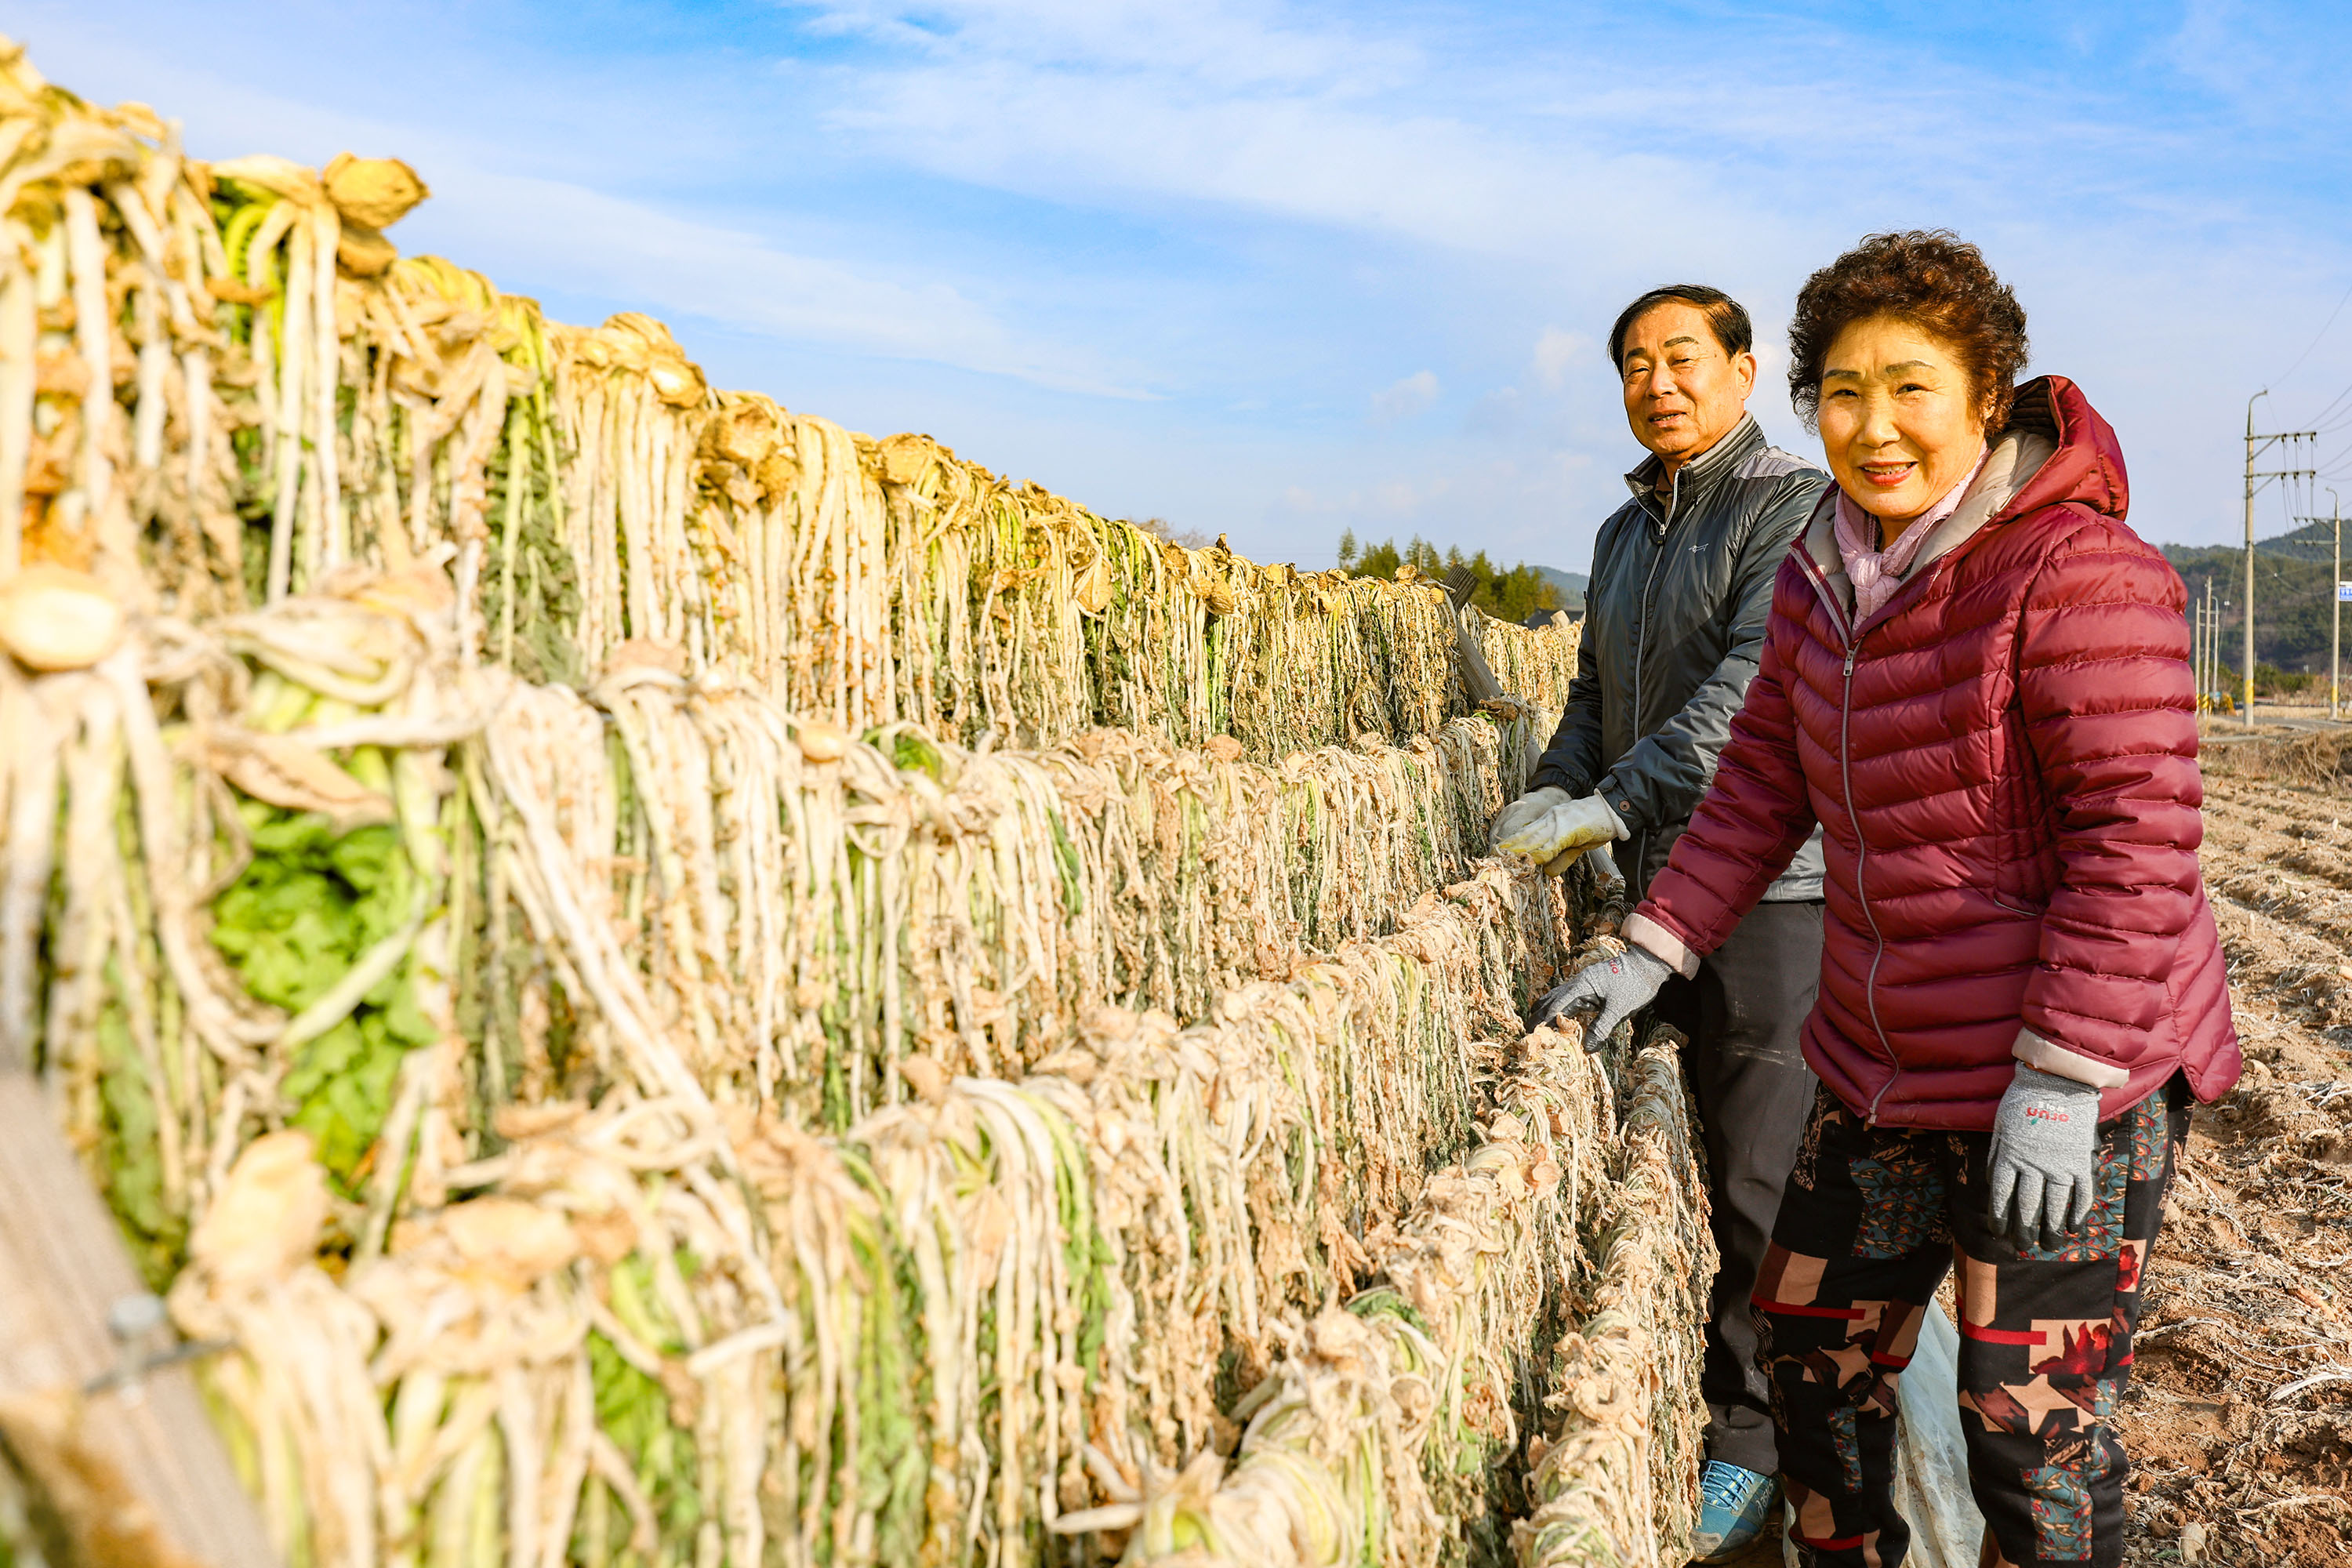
1787, 230, 2030, 431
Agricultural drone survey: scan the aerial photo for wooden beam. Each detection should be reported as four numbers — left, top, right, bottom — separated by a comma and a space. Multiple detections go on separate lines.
0, 1072, 279, 1566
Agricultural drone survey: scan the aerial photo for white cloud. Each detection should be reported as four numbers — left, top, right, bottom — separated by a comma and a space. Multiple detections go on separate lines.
1371, 369, 1439, 423
434, 169, 1142, 397
804, 0, 1416, 91
793, 0, 2171, 284
10, 4, 1133, 395
1532, 327, 1588, 392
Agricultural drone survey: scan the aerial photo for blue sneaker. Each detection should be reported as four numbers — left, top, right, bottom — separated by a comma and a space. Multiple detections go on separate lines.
1689, 1461, 1778, 1563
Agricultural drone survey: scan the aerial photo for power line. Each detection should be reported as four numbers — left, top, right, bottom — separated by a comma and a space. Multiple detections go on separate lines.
2259, 287, 2352, 457
2278, 276, 2352, 388
2306, 397, 2352, 434
2298, 376, 2352, 430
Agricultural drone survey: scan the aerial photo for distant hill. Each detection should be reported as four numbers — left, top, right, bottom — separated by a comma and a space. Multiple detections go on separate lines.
1536, 567, 1588, 612
2162, 522, 2346, 675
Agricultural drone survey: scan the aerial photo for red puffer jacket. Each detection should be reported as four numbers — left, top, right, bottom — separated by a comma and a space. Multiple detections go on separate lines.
1624, 377, 2238, 1130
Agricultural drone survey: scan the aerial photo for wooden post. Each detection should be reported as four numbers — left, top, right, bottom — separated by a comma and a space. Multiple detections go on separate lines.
0, 1073, 279, 1566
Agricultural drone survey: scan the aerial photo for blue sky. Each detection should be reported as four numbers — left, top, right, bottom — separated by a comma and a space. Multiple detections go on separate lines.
21, 1, 2352, 572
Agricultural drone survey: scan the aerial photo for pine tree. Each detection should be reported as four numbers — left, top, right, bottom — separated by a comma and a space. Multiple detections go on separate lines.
1334, 534, 1562, 622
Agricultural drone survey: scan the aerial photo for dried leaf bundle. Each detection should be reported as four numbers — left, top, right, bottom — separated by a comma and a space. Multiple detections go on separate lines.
0, 42, 1573, 758
1514, 1029, 1715, 1567
1113, 1015, 1707, 1568
165, 869, 1581, 1568
0, 33, 1722, 1568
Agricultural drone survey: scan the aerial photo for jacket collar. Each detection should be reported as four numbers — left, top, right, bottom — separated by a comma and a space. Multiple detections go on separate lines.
1624, 412, 1766, 525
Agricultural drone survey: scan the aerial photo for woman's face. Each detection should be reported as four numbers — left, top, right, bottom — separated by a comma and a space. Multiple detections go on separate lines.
1817, 315, 1990, 528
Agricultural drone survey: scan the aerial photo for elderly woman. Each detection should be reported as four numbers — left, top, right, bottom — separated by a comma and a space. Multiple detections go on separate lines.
1536, 231, 2238, 1567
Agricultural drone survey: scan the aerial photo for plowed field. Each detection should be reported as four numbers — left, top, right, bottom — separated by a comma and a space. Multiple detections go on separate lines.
2121, 730, 2352, 1566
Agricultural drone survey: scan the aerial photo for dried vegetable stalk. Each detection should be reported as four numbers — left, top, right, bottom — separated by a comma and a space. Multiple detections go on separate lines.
1109, 1011, 1677, 1568
1514, 1029, 1714, 1568
0, 39, 1574, 759
6, 576, 1560, 1276
163, 870, 1579, 1568
478, 666, 1551, 1127
6, 577, 1594, 1566
1, 567, 474, 1285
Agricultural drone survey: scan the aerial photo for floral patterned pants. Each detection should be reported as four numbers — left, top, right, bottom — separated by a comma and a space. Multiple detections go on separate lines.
1752, 1079, 2185, 1567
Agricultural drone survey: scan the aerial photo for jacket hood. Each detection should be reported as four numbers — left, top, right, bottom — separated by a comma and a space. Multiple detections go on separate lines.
1798, 376, 2129, 625
1993, 376, 2129, 524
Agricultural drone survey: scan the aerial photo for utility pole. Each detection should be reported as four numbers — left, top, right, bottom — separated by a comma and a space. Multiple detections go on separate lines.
2209, 579, 2220, 713
2201, 580, 2220, 714
2289, 490, 2346, 721
2190, 585, 2200, 712
2205, 581, 2216, 710
2245, 390, 2318, 728
2207, 582, 2222, 713
2205, 584, 2230, 715
2201, 579, 2214, 712
2192, 580, 2206, 712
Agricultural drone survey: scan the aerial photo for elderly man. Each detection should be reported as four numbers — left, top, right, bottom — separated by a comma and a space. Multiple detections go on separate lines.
1491, 284, 1828, 1562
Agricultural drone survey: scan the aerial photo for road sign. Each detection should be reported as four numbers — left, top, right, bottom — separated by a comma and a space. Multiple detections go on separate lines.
2341, 580, 2352, 602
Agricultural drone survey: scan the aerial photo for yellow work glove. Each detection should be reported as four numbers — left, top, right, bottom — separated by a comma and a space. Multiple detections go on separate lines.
1490, 789, 1625, 867
1490, 786, 1567, 851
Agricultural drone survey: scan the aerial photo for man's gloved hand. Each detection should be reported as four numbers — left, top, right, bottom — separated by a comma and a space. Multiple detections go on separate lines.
1528, 944, 1672, 1049
1490, 787, 1568, 853
1492, 789, 1625, 867
1986, 1065, 2102, 1250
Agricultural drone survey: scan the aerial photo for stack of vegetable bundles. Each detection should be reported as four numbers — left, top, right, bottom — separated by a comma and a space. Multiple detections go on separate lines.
0, 34, 1711, 1568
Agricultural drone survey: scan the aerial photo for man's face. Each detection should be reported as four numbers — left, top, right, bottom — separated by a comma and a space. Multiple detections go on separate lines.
1617, 301, 1758, 471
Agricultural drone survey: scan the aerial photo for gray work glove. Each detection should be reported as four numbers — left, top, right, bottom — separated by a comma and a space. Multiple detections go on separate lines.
1528, 944, 1672, 1049
1491, 788, 1625, 868
1985, 1065, 2102, 1250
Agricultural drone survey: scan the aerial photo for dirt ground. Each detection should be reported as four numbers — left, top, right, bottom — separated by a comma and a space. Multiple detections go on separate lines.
2115, 739, 2352, 1566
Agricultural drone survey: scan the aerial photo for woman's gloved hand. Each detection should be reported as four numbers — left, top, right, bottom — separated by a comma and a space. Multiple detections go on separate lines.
1986, 1065, 2102, 1250
1528, 945, 1672, 1048
1491, 788, 1625, 867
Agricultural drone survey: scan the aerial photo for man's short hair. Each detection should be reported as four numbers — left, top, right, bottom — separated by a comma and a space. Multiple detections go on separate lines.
1606, 285, 1754, 369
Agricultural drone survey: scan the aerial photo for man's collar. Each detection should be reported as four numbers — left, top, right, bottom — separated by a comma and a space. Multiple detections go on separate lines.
1622, 412, 1762, 503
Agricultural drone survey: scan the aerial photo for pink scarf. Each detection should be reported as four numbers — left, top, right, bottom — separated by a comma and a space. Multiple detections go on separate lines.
1834, 445, 1988, 622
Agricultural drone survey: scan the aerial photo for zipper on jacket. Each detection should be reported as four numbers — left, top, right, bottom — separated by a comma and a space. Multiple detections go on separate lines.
1624, 469, 1681, 883
1791, 521, 1901, 1116
1837, 638, 1901, 1122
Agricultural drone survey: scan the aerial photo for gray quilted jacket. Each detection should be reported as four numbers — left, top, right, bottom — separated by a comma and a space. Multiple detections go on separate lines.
1532, 415, 1828, 900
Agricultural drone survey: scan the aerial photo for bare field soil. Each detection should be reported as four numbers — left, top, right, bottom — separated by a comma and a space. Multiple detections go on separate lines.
2120, 743, 2352, 1566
